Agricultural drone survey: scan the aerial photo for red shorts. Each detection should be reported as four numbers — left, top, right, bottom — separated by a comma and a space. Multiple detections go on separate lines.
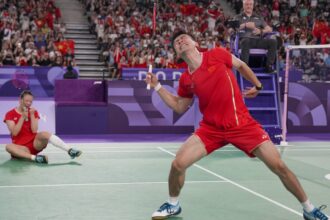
195, 119, 271, 157
24, 138, 41, 155
16, 134, 41, 155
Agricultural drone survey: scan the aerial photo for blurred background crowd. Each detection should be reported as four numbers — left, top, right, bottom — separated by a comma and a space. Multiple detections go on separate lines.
1, 0, 329, 81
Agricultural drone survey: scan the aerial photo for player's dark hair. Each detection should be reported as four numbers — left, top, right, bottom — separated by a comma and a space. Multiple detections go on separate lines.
20, 90, 33, 99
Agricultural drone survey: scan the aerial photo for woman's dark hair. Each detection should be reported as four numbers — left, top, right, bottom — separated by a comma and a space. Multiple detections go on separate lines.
20, 90, 33, 99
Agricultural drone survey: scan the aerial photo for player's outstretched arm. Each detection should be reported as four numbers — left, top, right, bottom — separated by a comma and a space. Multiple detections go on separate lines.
145, 72, 193, 114
157, 88, 192, 114
232, 55, 262, 98
232, 55, 261, 86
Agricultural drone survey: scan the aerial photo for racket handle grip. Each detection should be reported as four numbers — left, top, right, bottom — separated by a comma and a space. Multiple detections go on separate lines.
146, 64, 152, 90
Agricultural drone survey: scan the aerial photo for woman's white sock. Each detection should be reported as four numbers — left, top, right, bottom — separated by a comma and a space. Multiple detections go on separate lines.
49, 135, 70, 152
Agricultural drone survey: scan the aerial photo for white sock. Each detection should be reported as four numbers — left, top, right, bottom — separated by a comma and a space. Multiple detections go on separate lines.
49, 135, 70, 152
168, 197, 179, 205
31, 155, 36, 161
302, 199, 315, 212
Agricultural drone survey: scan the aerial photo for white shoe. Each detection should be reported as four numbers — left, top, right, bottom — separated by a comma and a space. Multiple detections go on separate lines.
303, 205, 328, 220
151, 201, 182, 219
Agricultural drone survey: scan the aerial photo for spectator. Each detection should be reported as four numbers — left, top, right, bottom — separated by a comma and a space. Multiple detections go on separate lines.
63, 63, 78, 79
51, 55, 63, 67
16, 52, 28, 66
2, 51, 15, 65
83, 0, 231, 70
0, 0, 65, 68
35, 33, 47, 50
38, 52, 51, 66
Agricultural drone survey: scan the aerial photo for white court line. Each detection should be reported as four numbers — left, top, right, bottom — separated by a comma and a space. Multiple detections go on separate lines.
1, 148, 330, 156
1, 142, 330, 150
0, 180, 227, 189
0, 150, 161, 154
158, 147, 303, 217
65, 145, 330, 149
0, 142, 181, 149
2, 147, 330, 155
214, 149, 330, 152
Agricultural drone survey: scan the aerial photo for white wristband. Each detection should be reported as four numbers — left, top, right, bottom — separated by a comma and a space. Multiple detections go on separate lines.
154, 82, 162, 92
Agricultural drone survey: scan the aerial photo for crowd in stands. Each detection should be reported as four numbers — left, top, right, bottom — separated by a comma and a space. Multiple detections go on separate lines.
82, 0, 230, 78
296, 48, 330, 82
84, 0, 329, 80
227, 0, 330, 46
0, 0, 74, 67
1, 0, 329, 81
227, 0, 330, 81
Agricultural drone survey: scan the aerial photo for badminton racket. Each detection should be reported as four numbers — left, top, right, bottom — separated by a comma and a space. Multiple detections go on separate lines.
146, 64, 152, 90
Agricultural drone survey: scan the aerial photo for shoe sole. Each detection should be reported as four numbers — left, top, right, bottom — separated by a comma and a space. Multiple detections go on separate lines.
152, 214, 180, 220
152, 215, 179, 220
152, 208, 181, 219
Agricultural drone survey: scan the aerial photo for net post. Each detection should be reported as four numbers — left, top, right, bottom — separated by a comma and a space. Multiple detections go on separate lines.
280, 46, 291, 146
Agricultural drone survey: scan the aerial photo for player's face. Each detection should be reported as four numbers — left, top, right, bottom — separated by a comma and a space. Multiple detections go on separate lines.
173, 34, 196, 57
20, 94, 33, 108
243, 0, 254, 14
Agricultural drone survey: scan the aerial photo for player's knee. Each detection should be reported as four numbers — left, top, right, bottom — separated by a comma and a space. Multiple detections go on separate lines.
171, 159, 186, 173
5, 144, 10, 152
38, 131, 51, 140
5, 144, 13, 153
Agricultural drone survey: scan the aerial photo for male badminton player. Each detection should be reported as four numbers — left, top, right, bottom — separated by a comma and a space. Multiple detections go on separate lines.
146, 30, 328, 220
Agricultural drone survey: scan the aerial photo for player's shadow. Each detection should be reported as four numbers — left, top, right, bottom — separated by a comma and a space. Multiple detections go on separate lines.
0, 159, 41, 174
41, 161, 82, 167
0, 159, 81, 174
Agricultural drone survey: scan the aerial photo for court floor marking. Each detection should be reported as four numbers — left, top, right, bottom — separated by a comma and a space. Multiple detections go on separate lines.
32, 150, 162, 153
0, 180, 227, 189
1, 147, 330, 155
1, 141, 330, 147
158, 146, 303, 217
1, 142, 330, 150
